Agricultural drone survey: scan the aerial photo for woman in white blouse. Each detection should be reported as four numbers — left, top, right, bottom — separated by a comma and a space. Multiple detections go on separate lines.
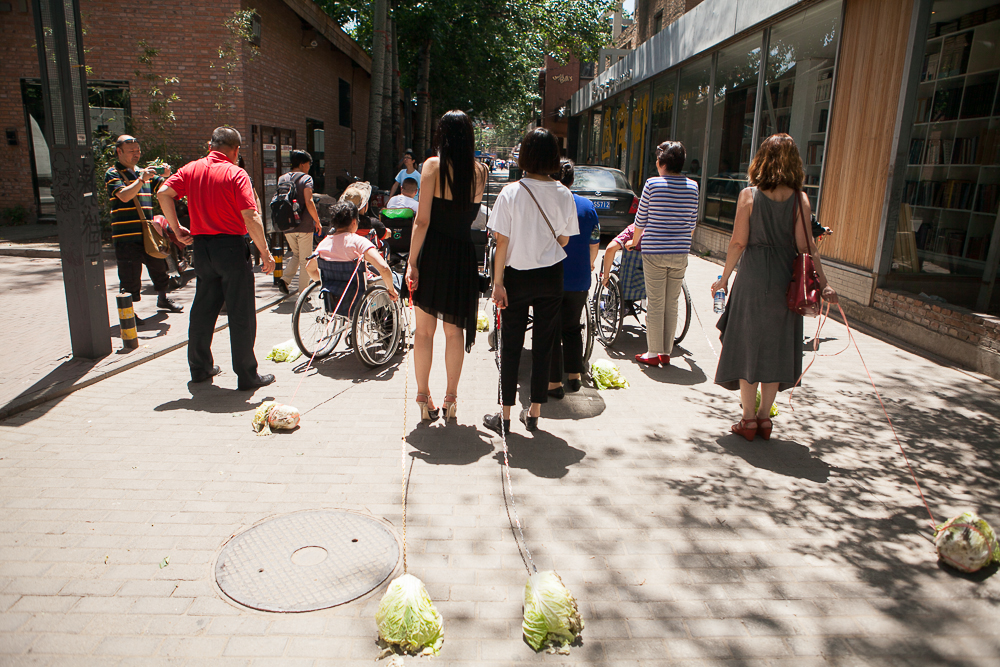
484, 128, 579, 434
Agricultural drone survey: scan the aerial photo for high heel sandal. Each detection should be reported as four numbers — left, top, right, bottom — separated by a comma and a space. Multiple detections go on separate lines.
731, 418, 757, 441
756, 417, 772, 441
416, 394, 440, 422
442, 394, 458, 422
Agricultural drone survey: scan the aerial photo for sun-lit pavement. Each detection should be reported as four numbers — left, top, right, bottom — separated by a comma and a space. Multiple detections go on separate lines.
1, 226, 999, 664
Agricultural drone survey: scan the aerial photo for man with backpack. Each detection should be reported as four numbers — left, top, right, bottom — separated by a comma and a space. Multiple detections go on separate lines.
272, 150, 322, 294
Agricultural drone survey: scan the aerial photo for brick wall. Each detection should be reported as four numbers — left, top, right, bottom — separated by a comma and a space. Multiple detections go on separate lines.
634, 0, 686, 46
0, 2, 42, 222
0, 0, 370, 218
241, 0, 369, 194
873, 288, 1000, 353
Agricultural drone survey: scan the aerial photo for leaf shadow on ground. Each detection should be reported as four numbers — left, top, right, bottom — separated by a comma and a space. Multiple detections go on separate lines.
545, 368, 1000, 663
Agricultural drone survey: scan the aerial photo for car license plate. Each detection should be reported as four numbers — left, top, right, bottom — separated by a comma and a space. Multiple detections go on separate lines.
593, 200, 612, 210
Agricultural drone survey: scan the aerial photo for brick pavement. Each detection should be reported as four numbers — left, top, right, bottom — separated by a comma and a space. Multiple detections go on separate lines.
0, 253, 290, 419
1, 254, 999, 666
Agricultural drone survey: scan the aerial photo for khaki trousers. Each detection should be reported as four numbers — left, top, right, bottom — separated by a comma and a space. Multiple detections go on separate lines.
642, 253, 688, 356
283, 232, 314, 292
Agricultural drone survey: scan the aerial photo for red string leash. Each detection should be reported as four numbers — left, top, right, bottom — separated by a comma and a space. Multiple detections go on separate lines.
789, 299, 937, 529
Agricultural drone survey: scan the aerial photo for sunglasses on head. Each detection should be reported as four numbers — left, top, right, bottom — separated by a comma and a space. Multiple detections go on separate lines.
116, 138, 139, 147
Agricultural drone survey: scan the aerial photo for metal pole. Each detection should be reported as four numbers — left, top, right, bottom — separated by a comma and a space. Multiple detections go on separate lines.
32, 0, 112, 359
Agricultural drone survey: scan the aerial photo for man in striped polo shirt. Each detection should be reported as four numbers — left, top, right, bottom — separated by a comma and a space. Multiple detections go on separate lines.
104, 135, 183, 316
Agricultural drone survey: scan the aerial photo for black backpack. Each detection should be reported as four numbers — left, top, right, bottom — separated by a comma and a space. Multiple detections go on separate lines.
270, 172, 304, 232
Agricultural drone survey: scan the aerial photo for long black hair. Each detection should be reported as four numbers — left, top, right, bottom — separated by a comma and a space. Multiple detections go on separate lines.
433, 110, 476, 202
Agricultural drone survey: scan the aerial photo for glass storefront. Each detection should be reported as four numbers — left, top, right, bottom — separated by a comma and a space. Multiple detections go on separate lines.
674, 57, 712, 191
646, 72, 677, 185
892, 0, 1000, 302
590, 109, 602, 164
705, 35, 762, 230
760, 1, 842, 212
627, 85, 650, 191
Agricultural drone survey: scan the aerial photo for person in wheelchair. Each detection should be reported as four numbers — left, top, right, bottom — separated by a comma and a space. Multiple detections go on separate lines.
386, 177, 420, 215
600, 223, 646, 318
305, 201, 398, 315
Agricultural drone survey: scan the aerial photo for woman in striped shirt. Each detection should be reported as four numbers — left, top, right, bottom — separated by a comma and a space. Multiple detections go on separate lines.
626, 141, 698, 366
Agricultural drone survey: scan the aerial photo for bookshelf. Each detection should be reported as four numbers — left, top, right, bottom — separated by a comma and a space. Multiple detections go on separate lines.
897, 7, 1000, 277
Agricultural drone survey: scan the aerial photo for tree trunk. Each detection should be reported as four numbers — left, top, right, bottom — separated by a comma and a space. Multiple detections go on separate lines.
378, 17, 394, 189
414, 39, 432, 160
363, 0, 388, 183
391, 18, 401, 155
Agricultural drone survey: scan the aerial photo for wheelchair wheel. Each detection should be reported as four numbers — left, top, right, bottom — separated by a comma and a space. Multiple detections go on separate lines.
674, 280, 692, 347
582, 294, 595, 366
594, 274, 624, 346
352, 284, 402, 368
292, 280, 345, 359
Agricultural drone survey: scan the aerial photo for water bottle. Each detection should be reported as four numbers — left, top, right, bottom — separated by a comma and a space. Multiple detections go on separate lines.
713, 276, 726, 314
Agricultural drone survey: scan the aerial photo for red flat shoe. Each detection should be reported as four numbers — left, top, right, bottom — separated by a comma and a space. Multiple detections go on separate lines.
635, 353, 660, 367
757, 417, 772, 441
731, 419, 757, 441
658, 354, 670, 366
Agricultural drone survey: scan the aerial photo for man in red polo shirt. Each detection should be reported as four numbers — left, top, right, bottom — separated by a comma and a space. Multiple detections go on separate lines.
157, 127, 276, 390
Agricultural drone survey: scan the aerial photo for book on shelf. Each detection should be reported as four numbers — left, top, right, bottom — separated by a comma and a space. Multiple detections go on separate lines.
815, 77, 832, 102
806, 143, 825, 166
923, 53, 940, 81
817, 108, 828, 133
939, 32, 972, 77
915, 96, 932, 123
978, 128, 1000, 164
974, 183, 999, 213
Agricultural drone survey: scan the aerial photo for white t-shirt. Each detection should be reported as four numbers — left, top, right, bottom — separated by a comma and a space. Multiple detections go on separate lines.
488, 179, 579, 270
386, 194, 419, 215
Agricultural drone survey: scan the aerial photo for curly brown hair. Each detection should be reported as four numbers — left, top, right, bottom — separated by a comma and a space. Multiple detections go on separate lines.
747, 133, 804, 191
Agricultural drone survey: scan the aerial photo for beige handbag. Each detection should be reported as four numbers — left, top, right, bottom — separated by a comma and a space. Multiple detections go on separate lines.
119, 168, 170, 259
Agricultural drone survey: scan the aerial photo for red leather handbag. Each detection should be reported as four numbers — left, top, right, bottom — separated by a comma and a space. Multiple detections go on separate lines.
786, 192, 822, 317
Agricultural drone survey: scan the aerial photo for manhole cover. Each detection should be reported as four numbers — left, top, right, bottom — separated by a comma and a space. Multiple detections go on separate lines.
215, 510, 400, 612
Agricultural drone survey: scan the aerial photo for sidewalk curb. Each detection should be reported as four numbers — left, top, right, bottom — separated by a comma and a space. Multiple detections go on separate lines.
0, 247, 118, 259
0, 291, 291, 421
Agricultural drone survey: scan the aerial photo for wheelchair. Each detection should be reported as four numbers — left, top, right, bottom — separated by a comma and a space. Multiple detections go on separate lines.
592, 248, 691, 348
484, 231, 595, 368
291, 251, 407, 369
380, 207, 414, 269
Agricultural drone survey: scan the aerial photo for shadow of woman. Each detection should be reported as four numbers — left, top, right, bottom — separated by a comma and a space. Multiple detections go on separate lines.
493, 430, 586, 479
407, 423, 495, 466
716, 434, 833, 483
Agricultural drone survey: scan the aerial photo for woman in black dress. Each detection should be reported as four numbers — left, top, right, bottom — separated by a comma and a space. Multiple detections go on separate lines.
406, 111, 488, 423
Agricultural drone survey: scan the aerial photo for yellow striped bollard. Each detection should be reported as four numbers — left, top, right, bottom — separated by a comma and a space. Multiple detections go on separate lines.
273, 245, 283, 285
116, 294, 139, 350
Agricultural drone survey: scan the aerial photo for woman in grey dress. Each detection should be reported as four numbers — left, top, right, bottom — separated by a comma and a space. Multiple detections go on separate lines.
711, 134, 837, 441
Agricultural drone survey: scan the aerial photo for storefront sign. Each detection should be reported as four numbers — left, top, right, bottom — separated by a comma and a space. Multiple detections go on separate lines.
591, 69, 634, 103
552, 73, 574, 84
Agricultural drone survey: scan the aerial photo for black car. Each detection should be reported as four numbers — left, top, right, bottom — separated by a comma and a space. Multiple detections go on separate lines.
570, 166, 638, 236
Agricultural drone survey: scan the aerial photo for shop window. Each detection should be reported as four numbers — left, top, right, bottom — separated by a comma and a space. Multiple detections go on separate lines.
674, 57, 712, 194
705, 34, 762, 231
628, 85, 651, 191
892, 0, 1000, 304
646, 72, 677, 183
759, 1, 842, 212
306, 118, 325, 194
654, 11, 663, 34
339, 79, 351, 128
612, 92, 631, 173
590, 109, 602, 163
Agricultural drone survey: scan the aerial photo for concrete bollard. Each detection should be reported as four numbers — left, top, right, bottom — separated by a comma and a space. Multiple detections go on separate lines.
116, 294, 139, 350
273, 245, 283, 284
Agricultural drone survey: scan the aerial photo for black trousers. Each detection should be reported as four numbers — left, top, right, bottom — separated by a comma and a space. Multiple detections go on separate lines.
115, 241, 170, 299
188, 235, 259, 385
549, 290, 588, 382
499, 263, 563, 406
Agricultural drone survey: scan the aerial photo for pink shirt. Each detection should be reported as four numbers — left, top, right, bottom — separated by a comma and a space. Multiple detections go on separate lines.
315, 232, 375, 262
613, 223, 640, 251
163, 151, 257, 236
